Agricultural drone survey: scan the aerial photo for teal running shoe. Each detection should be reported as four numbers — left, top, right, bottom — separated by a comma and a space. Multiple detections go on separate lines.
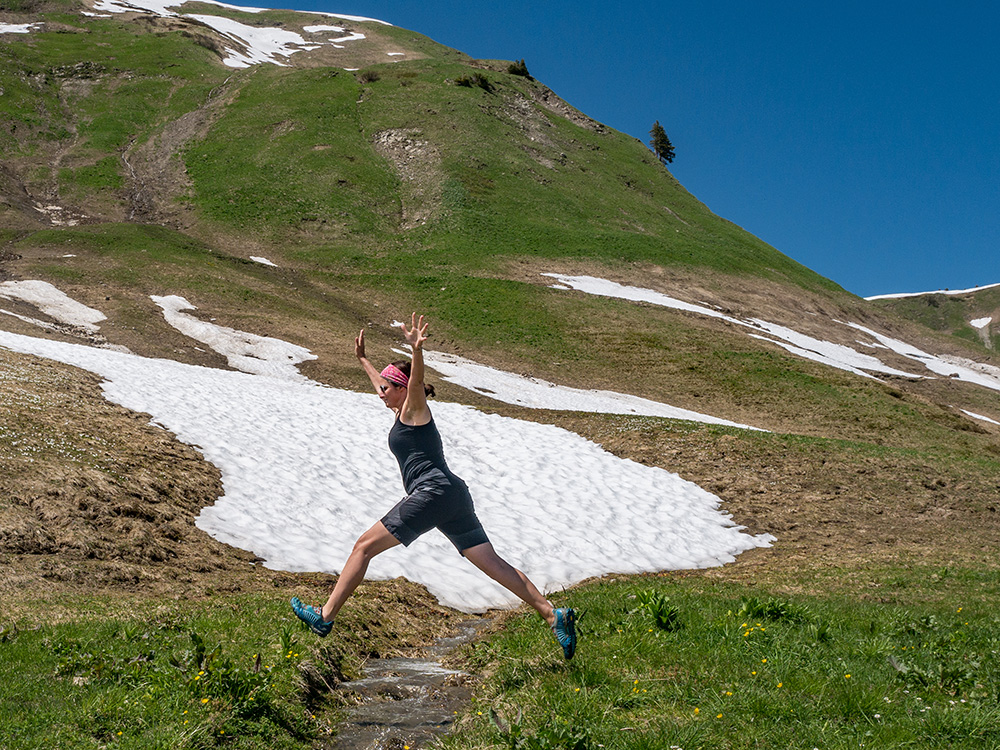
552, 607, 577, 659
290, 597, 333, 637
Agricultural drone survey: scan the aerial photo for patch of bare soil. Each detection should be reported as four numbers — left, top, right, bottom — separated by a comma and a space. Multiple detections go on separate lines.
0, 349, 254, 594
371, 129, 443, 230
527, 84, 605, 134
0, 164, 46, 230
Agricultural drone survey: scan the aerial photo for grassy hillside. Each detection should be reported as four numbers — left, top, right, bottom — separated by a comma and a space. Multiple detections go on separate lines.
2, 2, 1000, 748
873, 286, 1000, 353
2, 3, 840, 287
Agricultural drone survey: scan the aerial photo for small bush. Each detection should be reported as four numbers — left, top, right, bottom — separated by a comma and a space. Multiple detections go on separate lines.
357, 69, 380, 84
490, 708, 593, 750
455, 72, 494, 92
507, 59, 531, 78
633, 590, 682, 631
738, 595, 812, 624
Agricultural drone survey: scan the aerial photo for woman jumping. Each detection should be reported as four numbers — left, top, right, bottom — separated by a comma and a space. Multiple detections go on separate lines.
291, 313, 576, 659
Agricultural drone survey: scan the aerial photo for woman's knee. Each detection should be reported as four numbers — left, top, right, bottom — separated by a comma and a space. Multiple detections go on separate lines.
465, 544, 511, 575
352, 523, 398, 559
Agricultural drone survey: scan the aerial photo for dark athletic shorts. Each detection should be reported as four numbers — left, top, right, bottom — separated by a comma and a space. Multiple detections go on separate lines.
381, 474, 489, 554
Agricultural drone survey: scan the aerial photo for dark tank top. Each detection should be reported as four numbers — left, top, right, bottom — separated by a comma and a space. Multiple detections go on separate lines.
387, 416, 464, 494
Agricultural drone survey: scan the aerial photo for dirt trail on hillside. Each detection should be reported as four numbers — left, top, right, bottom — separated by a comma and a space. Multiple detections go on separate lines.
123, 76, 241, 228
371, 128, 443, 230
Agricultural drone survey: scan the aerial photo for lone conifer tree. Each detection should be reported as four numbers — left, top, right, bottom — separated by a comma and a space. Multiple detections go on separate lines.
649, 121, 675, 165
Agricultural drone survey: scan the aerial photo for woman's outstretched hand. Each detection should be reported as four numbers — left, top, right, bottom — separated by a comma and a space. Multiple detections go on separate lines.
402, 313, 429, 350
355, 329, 366, 359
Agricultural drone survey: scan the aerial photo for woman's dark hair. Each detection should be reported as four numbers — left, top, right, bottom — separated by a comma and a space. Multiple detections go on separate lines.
393, 360, 435, 398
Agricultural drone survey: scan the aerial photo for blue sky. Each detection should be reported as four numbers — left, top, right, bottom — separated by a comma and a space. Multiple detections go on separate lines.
239, 1, 998, 298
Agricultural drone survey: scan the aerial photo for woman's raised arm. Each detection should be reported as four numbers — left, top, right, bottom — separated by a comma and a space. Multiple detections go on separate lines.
355, 329, 387, 393
400, 313, 431, 425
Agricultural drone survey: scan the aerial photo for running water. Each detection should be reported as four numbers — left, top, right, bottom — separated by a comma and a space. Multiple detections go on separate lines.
331, 619, 488, 749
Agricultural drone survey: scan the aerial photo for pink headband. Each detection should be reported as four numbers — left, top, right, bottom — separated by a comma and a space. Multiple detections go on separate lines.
380, 364, 409, 387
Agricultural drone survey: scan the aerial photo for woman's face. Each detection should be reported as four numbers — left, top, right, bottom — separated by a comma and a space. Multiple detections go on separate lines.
379, 380, 406, 409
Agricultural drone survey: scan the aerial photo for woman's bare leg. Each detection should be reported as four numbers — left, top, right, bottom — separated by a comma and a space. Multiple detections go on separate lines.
320, 521, 401, 622
462, 542, 555, 626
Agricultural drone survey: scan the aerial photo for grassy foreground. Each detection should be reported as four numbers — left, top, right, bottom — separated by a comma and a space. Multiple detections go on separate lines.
4, 567, 998, 749
0, 582, 459, 750
445, 572, 1000, 750
1, 596, 337, 749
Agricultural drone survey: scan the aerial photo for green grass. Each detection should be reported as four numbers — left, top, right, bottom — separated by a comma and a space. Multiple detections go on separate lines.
18, 224, 219, 274
184, 66, 400, 235
0, 595, 354, 750
345, 60, 842, 291
7, 571, 999, 749
17, 223, 268, 296
445, 577, 1000, 750
59, 156, 124, 193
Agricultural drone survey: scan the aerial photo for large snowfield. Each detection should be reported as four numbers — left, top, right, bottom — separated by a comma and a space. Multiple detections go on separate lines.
0, 318, 772, 612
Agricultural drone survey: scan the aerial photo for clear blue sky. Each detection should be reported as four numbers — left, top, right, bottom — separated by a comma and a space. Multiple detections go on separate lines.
237, 1, 999, 298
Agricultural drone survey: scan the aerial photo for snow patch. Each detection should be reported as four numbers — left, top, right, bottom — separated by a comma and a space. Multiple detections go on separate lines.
152, 295, 316, 381
91, 0, 385, 68
0, 329, 772, 612
92, 1, 390, 24
0, 23, 41, 33
327, 32, 365, 43
0, 280, 106, 333
961, 409, 1000, 426
845, 323, 1000, 392
186, 13, 314, 68
970, 317, 992, 329
545, 274, 925, 381
418, 348, 764, 430
866, 282, 1000, 301
94, 0, 267, 15
250, 256, 278, 267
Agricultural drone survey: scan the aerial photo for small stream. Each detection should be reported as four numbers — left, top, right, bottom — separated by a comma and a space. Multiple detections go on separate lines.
331, 619, 488, 750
